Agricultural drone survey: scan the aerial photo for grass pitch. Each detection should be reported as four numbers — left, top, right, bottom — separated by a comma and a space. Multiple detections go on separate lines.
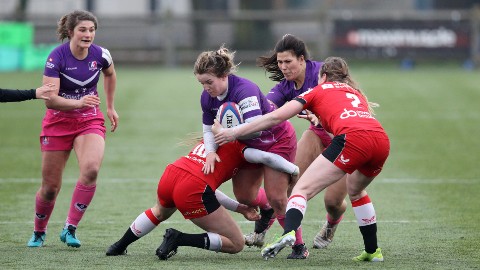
0, 63, 479, 269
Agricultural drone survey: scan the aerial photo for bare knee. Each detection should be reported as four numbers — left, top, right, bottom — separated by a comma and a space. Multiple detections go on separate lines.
39, 184, 61, 201
80, 163, 101, 184
225, 234, 245, 254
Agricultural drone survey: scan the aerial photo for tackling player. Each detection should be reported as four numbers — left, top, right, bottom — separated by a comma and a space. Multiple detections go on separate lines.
214, 57, 390, 262
105, 140, 299, 259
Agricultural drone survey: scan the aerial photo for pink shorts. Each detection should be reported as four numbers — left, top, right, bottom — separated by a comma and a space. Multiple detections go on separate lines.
40, 111, 106, 151
322, 131, 390, 177
267, 120, 297, 162
309, 124, 333, 147
157, 165, 220, 219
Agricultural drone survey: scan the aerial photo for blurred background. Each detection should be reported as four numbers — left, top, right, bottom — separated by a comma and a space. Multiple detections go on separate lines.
1, 0, 480, 70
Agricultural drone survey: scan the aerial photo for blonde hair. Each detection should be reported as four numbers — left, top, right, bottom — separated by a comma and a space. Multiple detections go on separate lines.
176, 132, 203, 147
193, 45, 238, 77
57, 10, 98, 41
320, 57, 378, 114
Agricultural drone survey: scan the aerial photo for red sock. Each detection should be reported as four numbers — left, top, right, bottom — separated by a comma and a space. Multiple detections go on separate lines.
130, 208, 161, 237
327, 213, 344, 225
34, 193, 55, 232
251, 187, 271, 210
65, 182, 96, 227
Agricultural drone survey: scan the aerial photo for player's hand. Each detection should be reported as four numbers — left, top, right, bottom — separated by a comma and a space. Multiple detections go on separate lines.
213, 119, 237, 145
211, 119, 224, 135
107, 108, 119, 132
202, 152, 220, 174
297, 109, 319, 126
78, 95, 101, 108
236, 204, 260, 221
36, 83, 55, 100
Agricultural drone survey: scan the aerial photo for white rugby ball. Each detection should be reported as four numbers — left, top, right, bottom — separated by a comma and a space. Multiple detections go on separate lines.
216, 102, 244, 128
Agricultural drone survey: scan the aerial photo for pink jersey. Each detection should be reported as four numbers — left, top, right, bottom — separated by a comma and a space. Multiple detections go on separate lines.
294, 82, 385, 135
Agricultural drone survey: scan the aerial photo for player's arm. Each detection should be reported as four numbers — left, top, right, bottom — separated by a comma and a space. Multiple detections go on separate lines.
102, 63, 119, 132
202, 124, 220, 174
43, 76, 100, 110
215, 189, 260, 221
243, 147, 299, 176
0, 88, 36, 102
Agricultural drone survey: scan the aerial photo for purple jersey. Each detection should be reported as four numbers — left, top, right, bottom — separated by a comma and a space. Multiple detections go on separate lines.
266, 60, 322, 108
44, 42, 112, 117
201, 74, 280, 150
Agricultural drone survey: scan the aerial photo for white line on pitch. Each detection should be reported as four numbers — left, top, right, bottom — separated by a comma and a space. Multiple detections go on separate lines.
0, 178, 478, 184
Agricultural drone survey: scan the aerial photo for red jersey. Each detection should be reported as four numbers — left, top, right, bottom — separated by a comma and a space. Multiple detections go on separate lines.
294, 82, 385, 135
172, 141, 248, 190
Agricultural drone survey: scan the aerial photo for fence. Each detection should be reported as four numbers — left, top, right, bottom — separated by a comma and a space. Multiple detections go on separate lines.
1, 7, 479, 70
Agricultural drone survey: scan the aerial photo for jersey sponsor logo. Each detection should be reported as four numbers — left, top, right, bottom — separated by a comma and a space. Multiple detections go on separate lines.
45, 62, 55, 69
66, 67, 77, 70
339, 154, 350, 164
238, 96, 260, 114
88, 61, 98, 71
75, 203, 88, 212
321, 83, 334, 89
339, 108, 374, 120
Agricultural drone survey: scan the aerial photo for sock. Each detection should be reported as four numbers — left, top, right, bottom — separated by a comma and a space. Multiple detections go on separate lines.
326, 213, 344, 225
206, 232, 222, 251
254, 208, 275, 233
34, 193, 55, 232
115, 208, 161, 249
352, 195, 378, 253
176, 231, 212, 250
65, 182, 96, 227
251, 187, 271, 210
282, 194, 307, 234
293, 226, 304, 245
130, 208, 161, 237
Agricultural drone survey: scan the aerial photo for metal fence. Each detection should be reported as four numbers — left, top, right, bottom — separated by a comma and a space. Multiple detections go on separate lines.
2, 5, 480, 68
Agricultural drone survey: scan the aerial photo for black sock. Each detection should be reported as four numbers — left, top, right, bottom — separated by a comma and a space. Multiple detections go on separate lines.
283, 208, 303, 234
255, 208, 274, 233
359, 223, 378, 253
176, 232, 210, 250
115, 228, 140, 249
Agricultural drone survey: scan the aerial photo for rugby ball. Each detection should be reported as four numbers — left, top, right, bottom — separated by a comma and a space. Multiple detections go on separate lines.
216, 102, 244, 128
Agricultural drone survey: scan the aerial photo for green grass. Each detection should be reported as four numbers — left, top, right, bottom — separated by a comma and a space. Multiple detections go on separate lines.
1, 64, 479, 269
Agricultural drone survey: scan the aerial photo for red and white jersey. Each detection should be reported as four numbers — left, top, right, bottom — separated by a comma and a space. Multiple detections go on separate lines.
172, 141, 248, 190
294, 82, 385, 135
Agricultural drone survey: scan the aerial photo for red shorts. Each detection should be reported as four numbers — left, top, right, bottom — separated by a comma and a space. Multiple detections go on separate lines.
40, 111, 106, 151
322, 131, 390, 177
157, 164, 220, 219
309, 124, 333, 147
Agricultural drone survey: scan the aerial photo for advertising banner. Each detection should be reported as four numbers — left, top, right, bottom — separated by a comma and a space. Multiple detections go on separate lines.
333, 20, 471, 59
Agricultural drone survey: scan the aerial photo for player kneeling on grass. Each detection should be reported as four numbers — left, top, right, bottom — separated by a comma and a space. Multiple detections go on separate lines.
106, 139, 299, 259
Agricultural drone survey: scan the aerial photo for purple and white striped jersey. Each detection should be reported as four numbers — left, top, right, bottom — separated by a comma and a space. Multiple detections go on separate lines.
44, 42, 112, 117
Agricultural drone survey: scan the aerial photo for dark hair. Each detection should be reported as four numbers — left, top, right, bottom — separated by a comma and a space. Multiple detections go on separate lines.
57, 10, 98, 41
257, 34, 310, 82
193, 45, 237, 77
